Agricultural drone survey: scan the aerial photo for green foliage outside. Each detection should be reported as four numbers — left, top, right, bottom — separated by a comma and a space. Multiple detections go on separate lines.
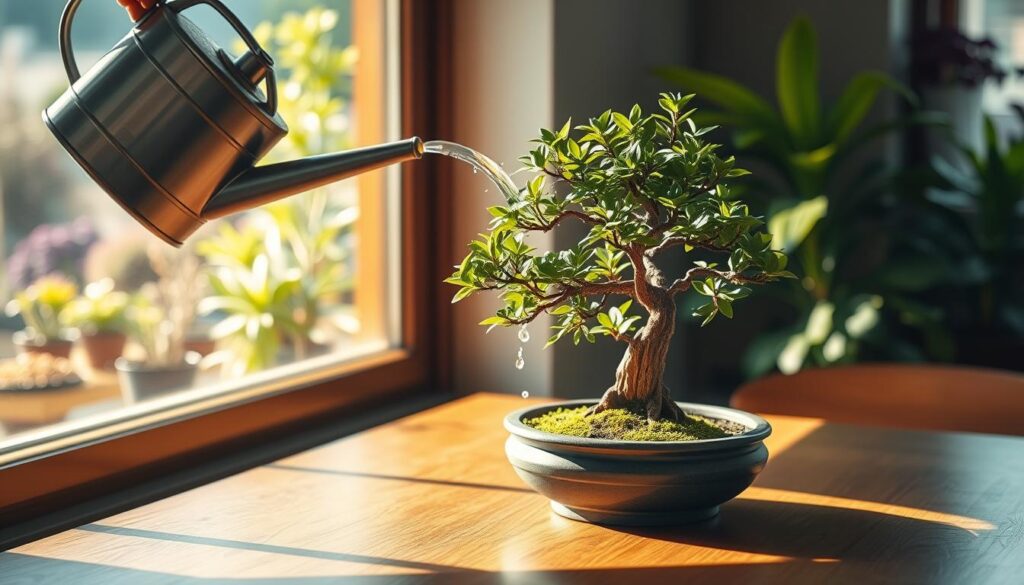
4, 275, 77, 341
61, 279, 129, 335
200, 8, 359, 375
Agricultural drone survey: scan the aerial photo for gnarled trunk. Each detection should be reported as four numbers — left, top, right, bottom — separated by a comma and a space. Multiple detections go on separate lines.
591, 287, 687, 422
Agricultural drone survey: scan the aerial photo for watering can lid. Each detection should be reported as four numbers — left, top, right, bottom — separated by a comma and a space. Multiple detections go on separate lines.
149, 0, 288, 137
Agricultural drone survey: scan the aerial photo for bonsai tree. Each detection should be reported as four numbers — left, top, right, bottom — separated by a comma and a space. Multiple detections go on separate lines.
447, 93, 792, 422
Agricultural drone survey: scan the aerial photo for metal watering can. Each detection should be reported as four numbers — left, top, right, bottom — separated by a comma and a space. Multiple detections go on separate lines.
44, 0, 422, 246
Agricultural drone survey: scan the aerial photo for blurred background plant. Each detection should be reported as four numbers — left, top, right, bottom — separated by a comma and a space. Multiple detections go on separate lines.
912, 29, 1010, 88
249, 6, 358, 158
197, 207, 357, 375
659, 17, 952, 376
5, 219, 97, 292
61, 278, 128, 336
925, 108, 1024, 367
123, 245, 204, 368
5, 274, 77, 343
192, 6, 359, 376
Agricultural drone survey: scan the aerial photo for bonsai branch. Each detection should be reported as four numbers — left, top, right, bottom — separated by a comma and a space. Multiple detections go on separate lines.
517, 209, 601, 232
499, 280, 635, 326
650, 234, 738, 255
668, 267, 768, 295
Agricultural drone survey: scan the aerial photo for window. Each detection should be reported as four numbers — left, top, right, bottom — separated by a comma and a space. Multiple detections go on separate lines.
0, 0, 422, 464
963, 0, 1024, 130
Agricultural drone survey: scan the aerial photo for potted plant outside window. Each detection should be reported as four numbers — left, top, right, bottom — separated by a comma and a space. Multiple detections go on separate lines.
115, 246, 204, 402
62, 278, 129, 370
448, 94, 791, 525
5, 275, 78, 359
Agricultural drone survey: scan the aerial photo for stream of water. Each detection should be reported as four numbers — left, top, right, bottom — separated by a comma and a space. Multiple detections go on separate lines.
423, 141, 531, 386
423, 140, 520, 202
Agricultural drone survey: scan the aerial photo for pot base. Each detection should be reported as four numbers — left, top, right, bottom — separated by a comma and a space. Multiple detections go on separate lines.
551, 501, 719, 526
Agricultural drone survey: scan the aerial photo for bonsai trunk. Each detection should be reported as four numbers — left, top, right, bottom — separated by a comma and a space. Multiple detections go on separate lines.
590, 288, 687, 422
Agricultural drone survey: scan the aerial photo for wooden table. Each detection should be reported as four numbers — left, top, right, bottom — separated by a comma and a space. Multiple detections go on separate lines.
4, 393, 1024, 584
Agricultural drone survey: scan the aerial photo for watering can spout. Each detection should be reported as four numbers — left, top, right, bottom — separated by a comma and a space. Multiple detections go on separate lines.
202, 137, 424, 220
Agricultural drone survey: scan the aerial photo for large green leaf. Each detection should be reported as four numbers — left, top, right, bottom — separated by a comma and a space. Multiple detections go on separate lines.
776, 17, 820, 147
768, 195, 828, 252
656, 66, 780, 130
827, 71, 915, 144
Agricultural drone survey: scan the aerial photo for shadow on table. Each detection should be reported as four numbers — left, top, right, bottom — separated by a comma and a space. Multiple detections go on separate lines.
753, 421, 1016, 518
623, 497, 991, 583
0, 496, 989, 585
0, 552, 844, 585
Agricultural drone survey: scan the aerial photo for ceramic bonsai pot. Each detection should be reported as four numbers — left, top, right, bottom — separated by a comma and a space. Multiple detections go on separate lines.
79, 331, 127, 370
505, 400, 771, 526
116, 351, 201, 403
12, 330, 74, 359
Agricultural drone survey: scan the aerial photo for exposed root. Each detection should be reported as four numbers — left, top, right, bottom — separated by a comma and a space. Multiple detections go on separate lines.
656, 390, 689, 423
587, 386, 624, 416
587, 385, 691, 423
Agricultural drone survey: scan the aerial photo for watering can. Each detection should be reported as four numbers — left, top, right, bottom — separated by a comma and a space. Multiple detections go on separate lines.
44, 0, 422, 246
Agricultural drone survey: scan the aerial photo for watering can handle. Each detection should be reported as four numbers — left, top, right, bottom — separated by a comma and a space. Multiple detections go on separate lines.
58, 0, 103, 83
58, 0, 278, 115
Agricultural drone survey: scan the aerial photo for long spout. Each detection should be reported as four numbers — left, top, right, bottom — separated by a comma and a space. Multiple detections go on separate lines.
202, 137, 423, 219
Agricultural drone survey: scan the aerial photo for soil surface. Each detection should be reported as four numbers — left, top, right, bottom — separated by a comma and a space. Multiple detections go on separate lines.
525, 406, 748, 441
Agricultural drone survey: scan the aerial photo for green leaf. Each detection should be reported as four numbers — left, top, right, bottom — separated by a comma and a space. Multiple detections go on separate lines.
778, 333, 810, 374
827, 71, 914, 144
805, 301, 834, 344
718, 298, 734, 318
768, 195, 828, 252
655, 66, 779, 127
776, 16, 820, 146
845, 296, 882, 338
452, 287, 476, 303
608, 306, 623, 324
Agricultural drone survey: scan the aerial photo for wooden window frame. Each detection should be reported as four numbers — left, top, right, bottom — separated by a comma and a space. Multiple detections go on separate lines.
0, 0, 453, 530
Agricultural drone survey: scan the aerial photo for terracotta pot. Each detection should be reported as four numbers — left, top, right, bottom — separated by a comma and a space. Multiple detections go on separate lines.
79, 331, 127, 370
505, 400, 771, 526
115, 352, 201, 403
12, 330, 74, 359
184, 337, 217, 357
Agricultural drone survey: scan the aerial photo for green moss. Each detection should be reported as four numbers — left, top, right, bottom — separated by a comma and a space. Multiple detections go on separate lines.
524, 406, 730, 441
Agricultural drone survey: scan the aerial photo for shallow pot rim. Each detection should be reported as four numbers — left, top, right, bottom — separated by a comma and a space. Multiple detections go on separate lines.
504, 399, 771, 452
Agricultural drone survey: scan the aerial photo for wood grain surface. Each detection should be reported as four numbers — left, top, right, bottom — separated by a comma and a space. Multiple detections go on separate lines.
4, 393, 1024, 584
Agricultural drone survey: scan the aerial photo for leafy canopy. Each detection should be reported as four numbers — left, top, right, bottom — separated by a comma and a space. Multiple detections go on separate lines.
447, 93, 793, 347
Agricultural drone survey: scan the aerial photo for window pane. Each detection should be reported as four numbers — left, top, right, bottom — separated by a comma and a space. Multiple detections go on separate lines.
964, 0, 1024, 129
0, 0, 398, 450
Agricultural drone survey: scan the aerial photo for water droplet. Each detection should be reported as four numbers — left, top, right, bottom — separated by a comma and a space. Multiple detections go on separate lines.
521, 390, 530, 399
515, 346, 525, 370
518, 325, 530, 343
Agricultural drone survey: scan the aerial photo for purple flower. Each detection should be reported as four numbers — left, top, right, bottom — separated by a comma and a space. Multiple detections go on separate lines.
6, 219, 99, 290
